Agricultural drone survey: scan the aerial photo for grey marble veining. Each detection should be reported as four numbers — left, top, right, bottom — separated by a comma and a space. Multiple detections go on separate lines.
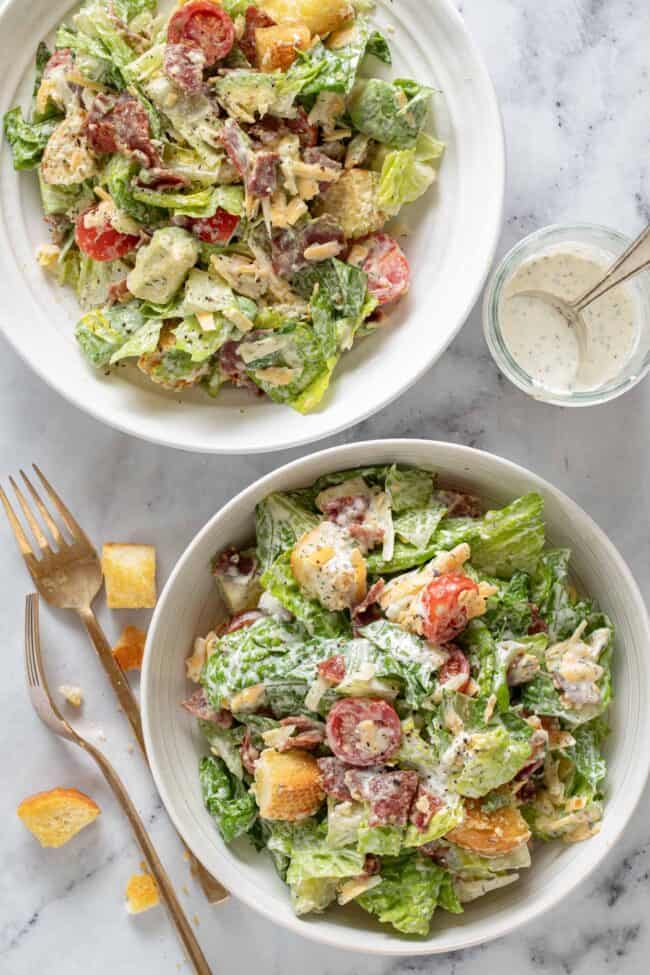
2, 1, 650, 972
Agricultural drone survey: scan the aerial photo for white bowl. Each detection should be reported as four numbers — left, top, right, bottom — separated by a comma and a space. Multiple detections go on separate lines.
0, 0, 504, 454
142, 439, 650, 955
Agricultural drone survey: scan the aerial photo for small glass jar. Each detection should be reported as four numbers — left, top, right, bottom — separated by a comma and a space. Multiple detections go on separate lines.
482, 223, 650, 405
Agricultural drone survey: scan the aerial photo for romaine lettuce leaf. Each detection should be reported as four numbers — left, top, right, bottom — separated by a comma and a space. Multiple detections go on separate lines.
3, 108, 58, 170
200, 719, 245, 779
385, 465, 433, 513
403, 799, 463, 847
242, 323, 330, 407
393, 504, 446, 549
290, 877, 339, 916
357, 856, 457, 935
38, 172, 93, 217
77, 254, 132, 310
132, 184, 244, 219
261, 551, 351, 638
255, 491, 319, 572
468, 493, 545, 578
365, 30, 392, 65
102, 156, 164, 226
482, 570, 533, 639
357, 823, 403, 856
349, 78, 433, 149
281, 18, 370, 98
294, 258, 374, 359
377, 132, 444, 216
355, 620, 443, 707
171, 315, 231, 363
452, 722, 532, 798
110, 317, 162, 364
562, 718, 608, 794
327, 800, 365, 849
75, 301, 147, 367
530, 549, 596, 642
199, 755, 257, 842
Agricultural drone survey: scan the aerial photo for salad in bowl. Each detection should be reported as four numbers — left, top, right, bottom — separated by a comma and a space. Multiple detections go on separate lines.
3, 0, 443, 412
182, 463, 613, 937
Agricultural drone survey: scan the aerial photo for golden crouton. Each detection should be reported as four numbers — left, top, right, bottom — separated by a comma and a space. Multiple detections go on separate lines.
313, 169, 386, 239
125, 873, 160, 914
446, 799, 531, 857
112, 625, 147, 671
255, 23, 311, 72
254, 748, 324, 821
259, 0, 353, 36
291, 522, 367, 611
102, 543, 157, 609
17, 787, 100, 848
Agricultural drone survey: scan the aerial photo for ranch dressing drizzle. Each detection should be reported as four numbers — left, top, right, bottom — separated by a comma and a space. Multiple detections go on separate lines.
499, 245, 639, 394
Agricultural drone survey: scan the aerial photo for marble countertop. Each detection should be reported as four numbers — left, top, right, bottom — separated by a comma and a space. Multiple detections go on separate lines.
2, 0, 650, 972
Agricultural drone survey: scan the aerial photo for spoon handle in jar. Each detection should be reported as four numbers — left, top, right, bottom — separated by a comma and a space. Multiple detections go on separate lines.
574, 224, 650, 312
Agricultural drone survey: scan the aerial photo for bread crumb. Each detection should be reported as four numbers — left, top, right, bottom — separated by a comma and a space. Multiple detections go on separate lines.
126, 873, 160, 914
112, 625, 147, 671
182, 884, 189, 895
17, 787, 100, 847
183, 850, 191, 862
127, 744, 134, 754
59, 684, 83, 707
192, 914, 200, 927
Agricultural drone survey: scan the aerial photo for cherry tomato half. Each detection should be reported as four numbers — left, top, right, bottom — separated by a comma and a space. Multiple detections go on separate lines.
167, 1, 235, 65
74, 206, 140, 262
187, 208, 240, 243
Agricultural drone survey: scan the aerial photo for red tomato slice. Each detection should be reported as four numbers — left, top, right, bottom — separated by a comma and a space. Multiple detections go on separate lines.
325, 698, 401, 767
74, 206, 140, 262
187, 208, 240, 243
168, 1, 235, 65
438, 644, 471, 692
422, 573, 479, 644
356, 232, 410, 305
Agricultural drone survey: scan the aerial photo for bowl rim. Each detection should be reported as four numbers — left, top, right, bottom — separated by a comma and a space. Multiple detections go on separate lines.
142, 438, 650, 955
0, 0, 505, 455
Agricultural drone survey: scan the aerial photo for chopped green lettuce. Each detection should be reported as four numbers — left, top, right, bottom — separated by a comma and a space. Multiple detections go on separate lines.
200, 720, 245, 780
327, 801, 365, 849
352, 621, 443, 708
281, 18, 371, 98
75, 301, 146, 368
357, 856, 459, 935
3, 108, 58, 170
171, 316, 231, 363
562, 718, 608, 794
385, 465, 433, 513
199, 755, 257, 842
393, 504, 447, 550
261, 552, 351, 638
377, 132, 445, 215
109, 317, 162, 364
357, 823, 404, 856
132, 184, 244, 219
240, 324, 330, 407
255, 491, 319, 572
365, 30, 392, 65
530, 549, 596, 641
349, 78, 433, 149
294, 258, 374, 359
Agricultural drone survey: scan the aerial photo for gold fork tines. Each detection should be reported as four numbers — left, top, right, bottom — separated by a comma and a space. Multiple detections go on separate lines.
2, 465, 228, 905
24, 596, 213, 975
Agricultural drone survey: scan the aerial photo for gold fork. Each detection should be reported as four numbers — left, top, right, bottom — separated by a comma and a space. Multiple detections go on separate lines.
1, 465, 227, 904
24, 593, 213, 975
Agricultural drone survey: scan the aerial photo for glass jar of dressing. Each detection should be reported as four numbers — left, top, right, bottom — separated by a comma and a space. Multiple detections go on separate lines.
483, 224, 650, 405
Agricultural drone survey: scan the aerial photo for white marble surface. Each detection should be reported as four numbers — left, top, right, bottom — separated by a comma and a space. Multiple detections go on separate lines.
2, 0, 650, 972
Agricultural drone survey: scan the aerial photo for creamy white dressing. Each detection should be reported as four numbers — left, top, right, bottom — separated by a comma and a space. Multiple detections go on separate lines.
499, 245, 640, 394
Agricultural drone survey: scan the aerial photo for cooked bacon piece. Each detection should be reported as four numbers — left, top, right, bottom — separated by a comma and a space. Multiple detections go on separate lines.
345, 769, 419, 827
219, 118, 250, 178
247, 150, 278, 197
278, 715, 326, 751
317, 654, 346, 686
182, 688, 233, 727
303, 146, 342, 190
352, 579, 385, 632
271, 216, 344, 277
107, 278, 130, 305
317, 756, 353, 801
422, 573, 480, 644
85, 93, 160, 168
213, 546, 257, 578
434, 489, 483, 518
362, 854, 381, 876
240, 729, 260, 775
225, 610, 264, 633
138, 167, 190, 190
326, 699, 401, 767
528, 603, 548, 635
239, 5, 275, 64
322, 494, 369, 527
218, 340, 261, 392
286, 108, 318, 147
437, 644, 471, 692
248, 108, 317, 148
409, 783, 444, 832
349, 522, 385, 550
163, 42, 205, 92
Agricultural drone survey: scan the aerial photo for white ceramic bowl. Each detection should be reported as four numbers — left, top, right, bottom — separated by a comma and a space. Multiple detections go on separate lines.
0, 0, 504, 454
142, 439, 650, 955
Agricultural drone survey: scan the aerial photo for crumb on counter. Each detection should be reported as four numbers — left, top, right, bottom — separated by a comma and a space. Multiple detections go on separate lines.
17, 787, 100, 848
126, 872, 160, 914
59, 684, 83, 707
101, 543, 157, 609
112, 625, 147, 671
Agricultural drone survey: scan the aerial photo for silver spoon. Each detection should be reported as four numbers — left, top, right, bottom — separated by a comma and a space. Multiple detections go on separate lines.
513, 223, 650, 350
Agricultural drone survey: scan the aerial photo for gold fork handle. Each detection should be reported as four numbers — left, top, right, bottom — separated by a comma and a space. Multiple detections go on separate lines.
84, 743, 213, 975
77, 606, 146, 752
77, 605, 229, 905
